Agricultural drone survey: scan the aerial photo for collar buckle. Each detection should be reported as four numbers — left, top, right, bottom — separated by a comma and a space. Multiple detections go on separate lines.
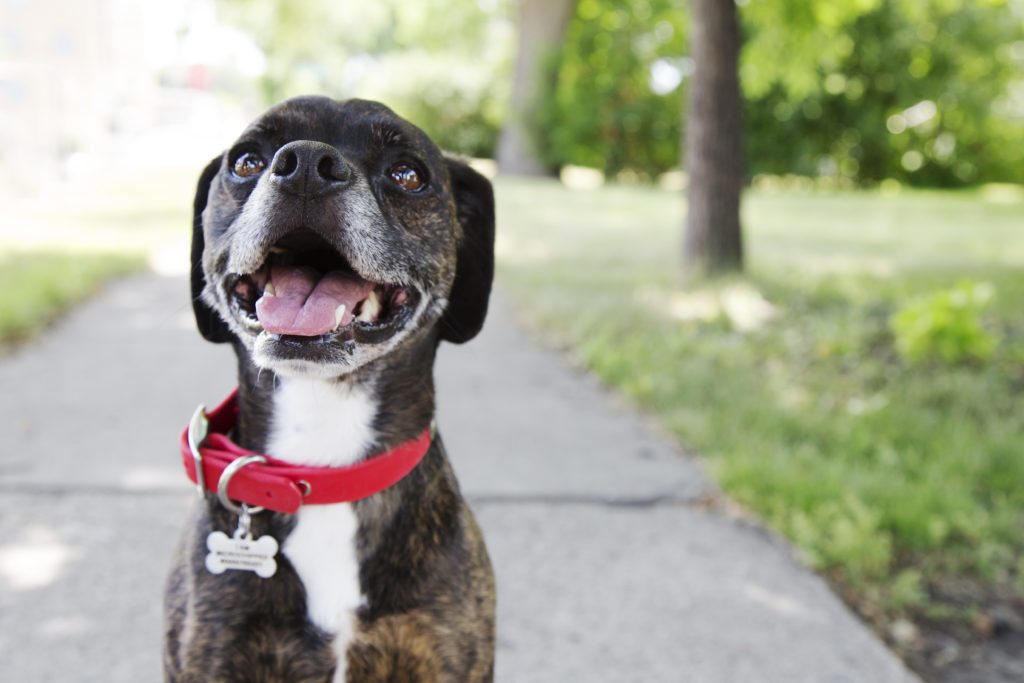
186, 404, 210, 499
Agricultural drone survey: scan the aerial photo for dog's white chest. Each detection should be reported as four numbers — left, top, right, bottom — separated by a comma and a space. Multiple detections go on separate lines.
283, 505, 361, 634
266, 378, 377, 676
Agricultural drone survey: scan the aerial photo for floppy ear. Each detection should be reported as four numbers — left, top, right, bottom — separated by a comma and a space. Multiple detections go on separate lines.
439, 158, 495, 344
191, 155, 233, 344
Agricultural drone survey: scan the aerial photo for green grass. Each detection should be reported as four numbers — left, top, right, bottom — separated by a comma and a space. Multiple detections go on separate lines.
0, 249, 145, 346
495, 178, 1024, 619
0, 169, 193, 348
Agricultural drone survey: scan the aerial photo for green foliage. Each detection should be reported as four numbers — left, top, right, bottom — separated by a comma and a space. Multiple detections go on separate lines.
538, 0, 687, 177
887, 569, 928, 611
356, 52, 509, 158
533, 0, 1023, 185
216, 0, 511, 157
890, 280, 999, 364
213, 0, 1024, 184
786, 494, 893, 585
495, 177, 1024, 621
740, 0, 884, 100
744, 0, 1024, 187
0, 250, 143, 346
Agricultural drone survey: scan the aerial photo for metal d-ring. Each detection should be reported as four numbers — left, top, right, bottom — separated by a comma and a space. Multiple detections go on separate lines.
217, 455, 267, 516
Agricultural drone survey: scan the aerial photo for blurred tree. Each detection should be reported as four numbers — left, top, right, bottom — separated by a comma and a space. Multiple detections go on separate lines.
683, 0, 743, 276
217, 0, 511, 158
743, 0, 1024, 186
497, 0, 579, 175
538, 0, 687, 177
535, 0, 1023, 187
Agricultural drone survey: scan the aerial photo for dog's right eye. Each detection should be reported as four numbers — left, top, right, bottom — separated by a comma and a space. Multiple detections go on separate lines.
233, 152, 266, 178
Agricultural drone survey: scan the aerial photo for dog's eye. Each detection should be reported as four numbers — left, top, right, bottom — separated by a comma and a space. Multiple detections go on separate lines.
389, 164, 424, 192
234, 152, 266, 178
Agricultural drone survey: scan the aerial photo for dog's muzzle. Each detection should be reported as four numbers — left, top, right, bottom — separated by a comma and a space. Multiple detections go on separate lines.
225, 229, 421, 345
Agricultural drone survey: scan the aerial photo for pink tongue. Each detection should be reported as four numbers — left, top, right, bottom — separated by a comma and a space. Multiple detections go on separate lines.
255, 265, 376, 336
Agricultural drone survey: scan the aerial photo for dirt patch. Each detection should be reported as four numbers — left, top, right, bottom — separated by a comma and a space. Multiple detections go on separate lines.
904, 589, 1024, 683
846, 576, 1024, 682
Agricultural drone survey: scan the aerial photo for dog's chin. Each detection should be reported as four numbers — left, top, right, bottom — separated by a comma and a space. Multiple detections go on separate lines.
250, 346, 371, 380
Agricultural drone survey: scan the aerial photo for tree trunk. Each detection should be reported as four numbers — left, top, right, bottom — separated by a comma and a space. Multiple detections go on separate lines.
683, 0, 744, 276
496, 0, 577, 176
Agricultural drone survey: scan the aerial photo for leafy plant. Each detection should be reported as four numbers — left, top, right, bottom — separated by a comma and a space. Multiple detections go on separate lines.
890, 280, 998, 364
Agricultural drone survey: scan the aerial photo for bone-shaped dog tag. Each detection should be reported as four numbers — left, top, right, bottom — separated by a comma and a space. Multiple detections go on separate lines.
205, 531, 279, 578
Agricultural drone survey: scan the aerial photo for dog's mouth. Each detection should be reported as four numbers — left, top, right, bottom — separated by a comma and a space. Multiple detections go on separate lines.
226, 231, 420, 345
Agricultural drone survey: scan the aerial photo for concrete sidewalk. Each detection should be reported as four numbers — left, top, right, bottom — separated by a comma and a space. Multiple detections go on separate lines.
0, 273, 919, 682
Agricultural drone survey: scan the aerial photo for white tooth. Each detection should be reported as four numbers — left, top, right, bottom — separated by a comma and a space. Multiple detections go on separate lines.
358, 290, 381, 322
264, 281, 276, 297
334, 304, 347, 329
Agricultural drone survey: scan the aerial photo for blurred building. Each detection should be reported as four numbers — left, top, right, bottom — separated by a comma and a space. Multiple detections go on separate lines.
0, 0, 259, 196
0, 0, 150, 191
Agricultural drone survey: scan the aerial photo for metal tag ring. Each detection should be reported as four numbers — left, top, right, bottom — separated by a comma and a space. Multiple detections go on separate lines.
217, 455, 267, 515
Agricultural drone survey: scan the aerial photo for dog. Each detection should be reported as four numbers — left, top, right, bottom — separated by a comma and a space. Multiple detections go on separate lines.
164, 96, 496, 682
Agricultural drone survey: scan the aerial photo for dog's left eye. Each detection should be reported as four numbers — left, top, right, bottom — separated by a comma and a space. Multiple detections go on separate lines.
389, 164, 425, 192
233, 152, 267, 178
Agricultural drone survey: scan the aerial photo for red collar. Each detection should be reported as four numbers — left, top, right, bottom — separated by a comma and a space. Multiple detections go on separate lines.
180, 388, 432, 514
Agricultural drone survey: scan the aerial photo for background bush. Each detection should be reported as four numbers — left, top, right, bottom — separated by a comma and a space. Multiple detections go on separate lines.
744, 0, 1024, 187
537, 0, 686, 177
536, 0, 1023, 186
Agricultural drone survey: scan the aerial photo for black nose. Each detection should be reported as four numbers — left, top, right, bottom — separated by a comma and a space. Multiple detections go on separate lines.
269, 140, 352, 197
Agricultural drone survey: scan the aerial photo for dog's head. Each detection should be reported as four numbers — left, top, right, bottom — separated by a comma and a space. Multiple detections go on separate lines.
191, 96, 494, 378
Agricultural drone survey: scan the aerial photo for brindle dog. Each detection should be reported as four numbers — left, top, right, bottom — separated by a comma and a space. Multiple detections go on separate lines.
164, 96, 495, 682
